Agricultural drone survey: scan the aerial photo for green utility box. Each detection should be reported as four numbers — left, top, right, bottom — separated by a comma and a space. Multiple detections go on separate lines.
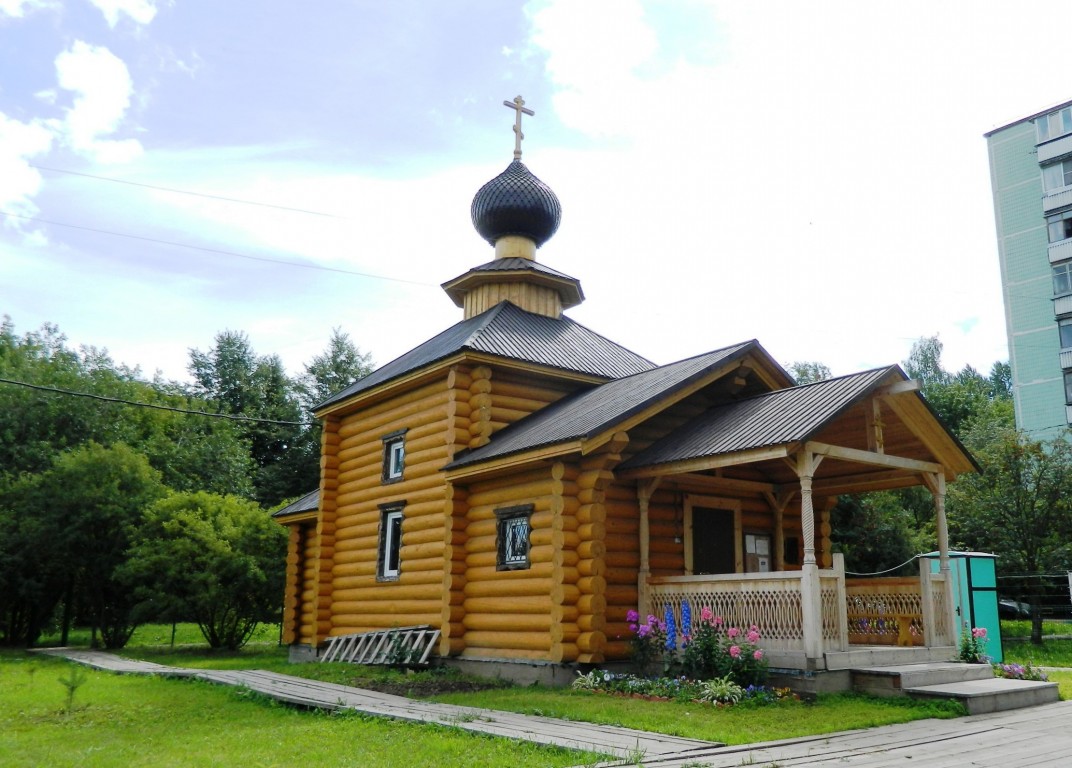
923, 551, 1003, 663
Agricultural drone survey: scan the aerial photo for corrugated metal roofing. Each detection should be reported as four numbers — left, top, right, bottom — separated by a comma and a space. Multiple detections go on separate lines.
272, 488, 319, 518
446, 341, 757, 468
316, 301, 654, 411
452, 257, 578, 280
619, 367, 898, 470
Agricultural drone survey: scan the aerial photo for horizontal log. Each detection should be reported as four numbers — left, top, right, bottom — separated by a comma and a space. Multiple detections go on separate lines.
576, 630, 606, 654
464, 595, 554, 614
331, 613, 442, 631
330, 582, 442, 601
578, 522, 606, 541
577, 614, 606, 633
399, 541, 444, 560
550, 583, 580, 605
578, 558, 606, 577
466, 561, 554, 580
602, 640, 631, 660
577, 575, 606, 595
577, 540, 606, 560
603, 584, 638, 606
463, 613, 552, 632
463, 577, 553, 598
463, 630, 549, 652
604, 552, 640, 569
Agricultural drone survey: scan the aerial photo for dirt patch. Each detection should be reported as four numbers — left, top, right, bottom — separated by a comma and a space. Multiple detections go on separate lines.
345, 676, 508, 698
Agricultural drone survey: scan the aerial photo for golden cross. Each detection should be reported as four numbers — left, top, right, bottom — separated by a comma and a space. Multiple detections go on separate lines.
503, 95, 534, 160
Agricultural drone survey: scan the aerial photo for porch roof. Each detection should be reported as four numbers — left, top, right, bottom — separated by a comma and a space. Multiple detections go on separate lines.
618, 366, 977, 490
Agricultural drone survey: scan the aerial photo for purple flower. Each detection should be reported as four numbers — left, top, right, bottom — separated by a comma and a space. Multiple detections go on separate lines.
626, 609, 639, 624
637, 623, 651, 638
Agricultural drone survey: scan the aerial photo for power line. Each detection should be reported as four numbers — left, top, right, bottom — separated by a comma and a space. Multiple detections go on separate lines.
0, 210, 436, 287
0, 376, 314, 426
30, 164, 343, 218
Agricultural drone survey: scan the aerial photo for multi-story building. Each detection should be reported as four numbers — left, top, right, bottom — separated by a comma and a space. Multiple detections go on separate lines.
986, 100, 1072, 438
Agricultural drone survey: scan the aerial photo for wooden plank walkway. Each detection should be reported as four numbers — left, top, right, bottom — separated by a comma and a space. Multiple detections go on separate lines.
35, 649, 713, 761
37, 649, 1071, 767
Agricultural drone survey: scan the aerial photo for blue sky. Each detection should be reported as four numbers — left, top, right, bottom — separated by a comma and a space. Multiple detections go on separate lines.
2, 1, 1070, 384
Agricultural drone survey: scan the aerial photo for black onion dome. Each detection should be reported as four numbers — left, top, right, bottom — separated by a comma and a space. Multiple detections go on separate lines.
471, 160, 562, 247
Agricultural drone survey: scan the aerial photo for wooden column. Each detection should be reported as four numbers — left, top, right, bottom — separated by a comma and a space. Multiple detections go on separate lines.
797, 450, 824, 663
925, 471, 958, 642
636, 478, 660, 619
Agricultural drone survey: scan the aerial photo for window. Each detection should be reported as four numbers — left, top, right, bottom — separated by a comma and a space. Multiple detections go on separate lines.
1044, 160, 1072, 192
1037, 107, 1072, 143
1065, 371, 1072, 406
377, 503, 405, 580
1054, 262, 1072, 297
381, 429, 406, 483
1047, 210, 1072, 244
495, 505, 532, 570
1061, 318, 1072, 350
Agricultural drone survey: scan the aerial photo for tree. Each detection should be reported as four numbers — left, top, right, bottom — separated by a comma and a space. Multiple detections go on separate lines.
948, 428, 1072, 643
123, 491, 287, 650
188, 331, 305, 505
0, 443, 165, 647
786, 361, 831, 385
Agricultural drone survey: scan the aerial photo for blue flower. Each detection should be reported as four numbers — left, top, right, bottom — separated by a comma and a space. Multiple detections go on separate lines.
681, 600, 692, 639
664, 604, 678, 651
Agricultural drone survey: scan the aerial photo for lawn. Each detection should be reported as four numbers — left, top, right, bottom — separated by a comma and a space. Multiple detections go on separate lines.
0, 650, 596, 768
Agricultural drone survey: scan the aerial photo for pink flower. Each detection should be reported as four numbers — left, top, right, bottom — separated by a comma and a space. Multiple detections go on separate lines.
713, 615, 723, 625
972, 627, 987, 639
747, 630, 760, 644
700, 606, 714, 622
727, 627, 740, 638
753, 649, 764, 660
729, 645, 741, 658
626, 609, 639, 623
637, 624, 651, 638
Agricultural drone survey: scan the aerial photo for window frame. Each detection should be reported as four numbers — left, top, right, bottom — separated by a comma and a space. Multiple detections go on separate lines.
1044, 159, 1072, 193
381, 428, 407, 483
1037, 107, 1072, 144
1060, 318, 1072, 350
495, 504, 533, 571
1049, 210, 1072, 245
377, 502, 406, 581
1054, 261, 1072, 298
1065, 371, 1072, 407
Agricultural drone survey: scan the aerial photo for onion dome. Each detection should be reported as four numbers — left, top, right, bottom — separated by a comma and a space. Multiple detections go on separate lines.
471, 159, 562, 248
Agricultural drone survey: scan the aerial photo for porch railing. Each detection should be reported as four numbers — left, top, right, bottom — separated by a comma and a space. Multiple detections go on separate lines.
647, 569, 846, 654
843, 568, 954, 647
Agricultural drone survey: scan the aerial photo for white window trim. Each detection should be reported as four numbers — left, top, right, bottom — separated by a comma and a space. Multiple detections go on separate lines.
378, 505, 404, 580
381, 429, 407, 483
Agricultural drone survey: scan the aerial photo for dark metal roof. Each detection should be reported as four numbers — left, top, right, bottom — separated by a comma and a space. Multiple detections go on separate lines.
273, 488, 319, 518
618, 367, 898, 470
316, 301, 654, 412
456, 257, 578, 279
441, 257, 584, 309
446, 341, 758, 469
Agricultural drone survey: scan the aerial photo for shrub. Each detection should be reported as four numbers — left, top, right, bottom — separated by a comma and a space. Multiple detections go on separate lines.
679, 605, 768, 687
957, 627, 989, 663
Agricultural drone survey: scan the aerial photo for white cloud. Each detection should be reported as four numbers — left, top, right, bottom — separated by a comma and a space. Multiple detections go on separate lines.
52, 40, 143, 163
0, 112, 53, 223
0, 0, 51, 18
88, 0, 156, 27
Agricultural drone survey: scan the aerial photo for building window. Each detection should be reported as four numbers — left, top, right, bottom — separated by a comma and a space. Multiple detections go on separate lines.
1048, 210, 1072, 244
381, 429, 406, 483
495, 505, 533, 571
1061, 318, 1072, 350
1065, 372, 1072, 406
1054, 262, 1072, 297
377, 503, 405, 580
1044, 160, 1072, 192
1037, 107, 1072, 143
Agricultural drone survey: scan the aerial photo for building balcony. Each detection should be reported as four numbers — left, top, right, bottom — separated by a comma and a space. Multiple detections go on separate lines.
1044, 188, 1072, 214
1050, 240, 1072, 265
1039, 133, 1072, 164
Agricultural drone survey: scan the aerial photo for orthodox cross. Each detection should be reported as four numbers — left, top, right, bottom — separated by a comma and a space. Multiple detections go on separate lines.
503, 95, 534, 160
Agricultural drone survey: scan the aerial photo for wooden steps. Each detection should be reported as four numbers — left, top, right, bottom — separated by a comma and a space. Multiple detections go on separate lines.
851, 661, 1060, 715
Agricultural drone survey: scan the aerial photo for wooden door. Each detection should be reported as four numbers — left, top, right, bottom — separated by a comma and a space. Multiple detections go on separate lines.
691, 507, 737, 575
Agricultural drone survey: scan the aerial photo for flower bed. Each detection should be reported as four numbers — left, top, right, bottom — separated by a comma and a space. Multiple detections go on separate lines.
570, 669, 796, 706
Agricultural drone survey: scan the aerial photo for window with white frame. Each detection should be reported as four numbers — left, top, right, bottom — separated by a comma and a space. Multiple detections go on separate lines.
1048, 210, 1072, 244
377, 503, 405, 580
1065, 371, 1072, 406
495, 505, 532, 571
1044, 160, 1072, 192
1054, 262, 1072, 297
1037, 107, 1072, 143
1060, 318, 1072, 350
381, 429, 406, 483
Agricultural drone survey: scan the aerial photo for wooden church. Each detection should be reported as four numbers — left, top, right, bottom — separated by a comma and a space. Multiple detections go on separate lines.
275, 98, 977, 682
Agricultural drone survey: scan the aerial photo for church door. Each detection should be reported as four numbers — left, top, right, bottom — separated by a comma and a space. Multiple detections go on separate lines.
691, 507, 737, 575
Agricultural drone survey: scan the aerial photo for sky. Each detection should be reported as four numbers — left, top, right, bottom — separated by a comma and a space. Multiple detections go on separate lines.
1, 1, 1070, 386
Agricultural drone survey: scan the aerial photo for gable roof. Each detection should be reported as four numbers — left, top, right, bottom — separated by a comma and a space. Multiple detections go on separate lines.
619, 367, 895, 470
446, 341, 763, 470
316, 301, 654, 412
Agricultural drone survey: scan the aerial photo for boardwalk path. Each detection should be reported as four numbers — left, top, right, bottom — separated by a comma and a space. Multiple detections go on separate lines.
39, 649, 1072, 767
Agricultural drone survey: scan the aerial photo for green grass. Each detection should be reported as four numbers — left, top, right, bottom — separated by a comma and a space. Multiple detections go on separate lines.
36, 622, 283, 649
1004, 638, 1072, 668
0, 650, 596, 768
428, 687, 965, 745
1000, 619, 1072, 638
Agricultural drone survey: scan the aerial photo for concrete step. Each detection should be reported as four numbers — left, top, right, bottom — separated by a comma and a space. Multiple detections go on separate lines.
905, 677, 1060, 715
852, 662, 994, 697
826, 645, 956, 670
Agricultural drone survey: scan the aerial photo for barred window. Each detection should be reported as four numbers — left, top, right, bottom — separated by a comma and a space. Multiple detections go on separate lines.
495, 505, 533, 571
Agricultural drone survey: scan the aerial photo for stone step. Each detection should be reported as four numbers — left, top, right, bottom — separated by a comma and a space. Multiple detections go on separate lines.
905, 677, 1060, 715
826, 645, 956, 670
852, 662, 994, 697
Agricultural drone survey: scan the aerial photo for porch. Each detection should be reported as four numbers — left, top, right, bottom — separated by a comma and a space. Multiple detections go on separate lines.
644, 553, 957, 671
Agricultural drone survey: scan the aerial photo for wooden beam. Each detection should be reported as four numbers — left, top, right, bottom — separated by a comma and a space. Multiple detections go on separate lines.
619, 444, 792, 479
805, 440, 942, 474
865, 398, 884, 454
668, 474, 777, 496
875, 379, 922, 397
812, 468, 918, 494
